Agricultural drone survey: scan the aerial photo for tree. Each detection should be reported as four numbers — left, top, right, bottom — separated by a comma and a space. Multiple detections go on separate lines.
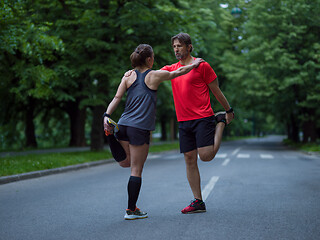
220, 0, 320, 142
0, 0, 63, 148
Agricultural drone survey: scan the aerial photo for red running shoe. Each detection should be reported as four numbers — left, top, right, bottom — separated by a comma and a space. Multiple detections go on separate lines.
181, 199, 206, 214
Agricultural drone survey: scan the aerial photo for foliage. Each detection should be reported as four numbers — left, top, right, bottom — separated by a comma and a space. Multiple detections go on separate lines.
1, 0, 320, 150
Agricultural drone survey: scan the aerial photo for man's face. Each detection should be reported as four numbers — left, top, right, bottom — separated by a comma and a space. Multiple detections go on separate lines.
172, 39, 190, 60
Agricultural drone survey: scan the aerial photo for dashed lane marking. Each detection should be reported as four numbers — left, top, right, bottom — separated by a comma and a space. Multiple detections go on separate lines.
216, 153, 227, 158
237, 154, 250, 158
165, 154, 182, 159
147, 154, 161, 159
260, 154, 274, 159
202, 176, 220, 201
221, 158, 230, 166
231, 147, 241, 156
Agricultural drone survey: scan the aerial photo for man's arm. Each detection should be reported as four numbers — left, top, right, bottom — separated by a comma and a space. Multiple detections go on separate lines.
208, 79, 234, 124
153, 58, 203, 82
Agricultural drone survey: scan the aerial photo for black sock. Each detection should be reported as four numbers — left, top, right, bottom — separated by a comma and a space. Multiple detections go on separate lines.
107, 134, 126, 162
127, 176, 142, 211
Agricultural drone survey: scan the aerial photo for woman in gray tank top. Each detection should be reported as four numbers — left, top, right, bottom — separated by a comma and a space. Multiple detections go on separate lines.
103, 44, 203, 220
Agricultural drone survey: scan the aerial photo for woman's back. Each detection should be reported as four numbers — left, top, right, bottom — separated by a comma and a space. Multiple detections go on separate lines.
118, 70, 157, 131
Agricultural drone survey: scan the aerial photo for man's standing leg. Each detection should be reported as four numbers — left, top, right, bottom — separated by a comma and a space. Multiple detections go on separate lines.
181, 149, 207, 214
184, 150, 202, 200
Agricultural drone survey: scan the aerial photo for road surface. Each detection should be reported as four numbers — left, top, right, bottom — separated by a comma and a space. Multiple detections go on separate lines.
0, 136, 319, 240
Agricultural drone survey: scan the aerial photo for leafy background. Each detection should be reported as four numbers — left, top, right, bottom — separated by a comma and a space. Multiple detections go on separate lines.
1, 0, 319, 151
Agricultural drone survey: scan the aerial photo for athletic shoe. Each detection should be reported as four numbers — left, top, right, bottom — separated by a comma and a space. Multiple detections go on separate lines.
181, 199, 206, 214
124, 207, 148, 220
215, 112, 226, 125
104, 117, 119, 136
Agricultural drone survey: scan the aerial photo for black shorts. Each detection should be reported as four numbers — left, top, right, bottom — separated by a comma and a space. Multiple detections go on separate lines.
178, 116, 216, 153
115, 125, 150, 146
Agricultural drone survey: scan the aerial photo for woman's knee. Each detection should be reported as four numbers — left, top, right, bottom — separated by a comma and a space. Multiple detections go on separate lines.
119, 158, 130, 168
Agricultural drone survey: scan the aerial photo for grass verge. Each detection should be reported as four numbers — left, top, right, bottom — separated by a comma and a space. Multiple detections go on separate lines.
0, 142, 180, 177
283, 139, 320, 152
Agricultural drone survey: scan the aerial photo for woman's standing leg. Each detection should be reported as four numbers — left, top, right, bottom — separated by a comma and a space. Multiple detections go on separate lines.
125, 143, 149, 220
127, 144, 149, 210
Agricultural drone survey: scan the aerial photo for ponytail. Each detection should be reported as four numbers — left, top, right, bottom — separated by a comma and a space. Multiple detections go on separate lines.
130, 44, 153, 68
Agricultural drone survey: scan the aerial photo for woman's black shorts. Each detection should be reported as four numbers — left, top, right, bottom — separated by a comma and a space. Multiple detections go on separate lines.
116, 125, 150, 146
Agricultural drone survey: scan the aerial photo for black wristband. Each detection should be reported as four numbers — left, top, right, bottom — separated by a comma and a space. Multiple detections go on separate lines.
103, 112, 111, 118
226, 107, 234, 113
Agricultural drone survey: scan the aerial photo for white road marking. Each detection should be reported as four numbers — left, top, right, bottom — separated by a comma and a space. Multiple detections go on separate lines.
221, 158, 230, 166
147, 154, 161, 159
237, 154, 250, 158
282, 155, 296, 159
216, 153, 227, 158
231, 147, 241, 156
165, 154, 181, 159
202, 176, 220, 201
260, 154, 274, 159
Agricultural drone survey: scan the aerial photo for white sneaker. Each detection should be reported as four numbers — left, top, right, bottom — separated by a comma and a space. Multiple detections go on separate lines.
124, 208, 148, 220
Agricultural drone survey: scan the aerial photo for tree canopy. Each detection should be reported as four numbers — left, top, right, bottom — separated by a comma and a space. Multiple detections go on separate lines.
1, 0, 319, 150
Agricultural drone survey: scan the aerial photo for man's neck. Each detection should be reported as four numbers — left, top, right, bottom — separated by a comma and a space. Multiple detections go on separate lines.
179, 55, 193, 66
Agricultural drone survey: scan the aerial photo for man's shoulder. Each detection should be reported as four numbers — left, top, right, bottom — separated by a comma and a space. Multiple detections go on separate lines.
161, 61, 181, 71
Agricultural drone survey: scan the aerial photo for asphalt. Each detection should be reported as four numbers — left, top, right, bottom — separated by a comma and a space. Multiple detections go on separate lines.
1, 140, 318, 185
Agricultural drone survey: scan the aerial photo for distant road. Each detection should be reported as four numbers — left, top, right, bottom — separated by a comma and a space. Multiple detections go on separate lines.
1, 136, 319, 240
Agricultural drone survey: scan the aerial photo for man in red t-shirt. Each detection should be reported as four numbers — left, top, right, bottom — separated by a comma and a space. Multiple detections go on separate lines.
161, 33, 234, 214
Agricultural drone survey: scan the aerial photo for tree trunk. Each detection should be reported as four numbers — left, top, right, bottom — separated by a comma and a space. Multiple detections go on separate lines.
173, 119, 178, 140
90, 106, 105, 151
160, 117, 167, 141
302, 119, 317, 143
287, 113, 299, 142
25, 98, 37, 148
66, 101, 86, 147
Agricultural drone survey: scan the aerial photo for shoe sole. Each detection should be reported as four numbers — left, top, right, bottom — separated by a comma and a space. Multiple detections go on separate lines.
107, 118, 119, 133
182, 209, 206, 214
124, 214, 148, 220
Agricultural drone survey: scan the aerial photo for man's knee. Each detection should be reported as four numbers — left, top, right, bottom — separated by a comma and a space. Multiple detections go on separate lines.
184, 151, 197, 165
198, 147, 216, 162
199, 153, 215, 162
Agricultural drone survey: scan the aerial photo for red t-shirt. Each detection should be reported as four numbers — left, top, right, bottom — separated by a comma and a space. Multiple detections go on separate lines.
161, 60, 217, 121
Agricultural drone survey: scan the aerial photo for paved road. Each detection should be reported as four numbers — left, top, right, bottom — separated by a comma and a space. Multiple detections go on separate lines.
0, 136, 319, 240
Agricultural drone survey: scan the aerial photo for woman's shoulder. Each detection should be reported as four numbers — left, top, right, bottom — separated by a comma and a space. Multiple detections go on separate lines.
122, 70, 137, 88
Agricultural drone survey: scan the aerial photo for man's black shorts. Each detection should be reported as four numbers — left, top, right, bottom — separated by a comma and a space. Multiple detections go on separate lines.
116, 125, 150, 145
178, 115, 216, 153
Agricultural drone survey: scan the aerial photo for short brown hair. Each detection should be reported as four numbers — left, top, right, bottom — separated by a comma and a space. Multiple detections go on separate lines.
171, 32, 193, 52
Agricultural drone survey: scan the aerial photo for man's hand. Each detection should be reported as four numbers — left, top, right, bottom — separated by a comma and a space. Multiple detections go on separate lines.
124, 69, 134, 77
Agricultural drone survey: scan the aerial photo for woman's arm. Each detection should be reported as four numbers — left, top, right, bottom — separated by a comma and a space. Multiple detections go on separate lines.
105, 76, 127, 115
103, 76, 127, 132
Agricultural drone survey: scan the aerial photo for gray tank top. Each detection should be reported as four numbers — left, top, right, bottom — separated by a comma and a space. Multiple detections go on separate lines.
118, 69, 157, 131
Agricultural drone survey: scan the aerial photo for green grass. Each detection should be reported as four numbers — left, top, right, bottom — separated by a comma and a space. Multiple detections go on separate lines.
283, 139, 320, 152
0, 151, 114, 177
1, 136, 274, 177
0, 142, 180, 177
